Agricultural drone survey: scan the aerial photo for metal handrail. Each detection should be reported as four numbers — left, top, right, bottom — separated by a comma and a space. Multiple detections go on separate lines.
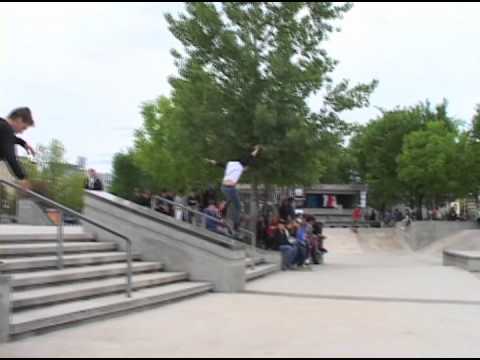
0, 180, 133, 298
151, 196, 257, 267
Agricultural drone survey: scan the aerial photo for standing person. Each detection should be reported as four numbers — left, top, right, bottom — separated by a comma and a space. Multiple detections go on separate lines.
313, 219, 328, 254
279, 198, 296, 222
352, 206, 362, 232
206, 145, 262, 233
0, 107, 36, 190
186, 191, 200, 223
305, 216, 319, 265
85, 169, 104, 191
165, 192, 175, 217
174, 192, 184, 221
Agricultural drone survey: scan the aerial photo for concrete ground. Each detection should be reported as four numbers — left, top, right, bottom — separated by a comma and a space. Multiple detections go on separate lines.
2, 229, 480, 358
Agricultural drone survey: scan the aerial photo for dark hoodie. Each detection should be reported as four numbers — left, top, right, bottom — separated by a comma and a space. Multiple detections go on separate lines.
0, 118, 27, 180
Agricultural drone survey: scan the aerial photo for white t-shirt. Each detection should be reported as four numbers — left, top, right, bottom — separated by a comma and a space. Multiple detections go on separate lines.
223, 161, 245, 185
88, 177, 95, 189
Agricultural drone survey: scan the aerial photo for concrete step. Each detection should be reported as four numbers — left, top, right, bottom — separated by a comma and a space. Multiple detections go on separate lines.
0, 242, 117, 256
12, 272, 189, 309
0, 226, 93, 244
10, 262, 163, 288
0, 252, 142, 272
246, 263, 280, 282
0, 234, 96, 244
11, 282, 213, 336
245, 257, 266, 268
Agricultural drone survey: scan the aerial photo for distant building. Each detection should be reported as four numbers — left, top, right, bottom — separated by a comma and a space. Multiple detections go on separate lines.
77, 157, 87, 170
236, 183, 369, 227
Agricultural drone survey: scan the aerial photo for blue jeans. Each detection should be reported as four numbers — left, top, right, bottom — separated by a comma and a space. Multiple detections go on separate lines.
222, 186, 241, 231
279, 245, 297, 270
295, 244, 308, 266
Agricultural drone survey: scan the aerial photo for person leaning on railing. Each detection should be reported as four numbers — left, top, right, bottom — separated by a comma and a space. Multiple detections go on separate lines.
0, 107, 36, 191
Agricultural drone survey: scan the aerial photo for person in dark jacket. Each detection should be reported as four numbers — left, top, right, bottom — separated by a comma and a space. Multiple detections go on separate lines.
85, 169, 104, 191
275, 219, 297, 271
0, 107, 36, 190
279, 198, 296, 222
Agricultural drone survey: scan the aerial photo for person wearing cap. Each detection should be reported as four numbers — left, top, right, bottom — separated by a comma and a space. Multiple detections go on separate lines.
275, 219, 297, 271
0, 107, 36, 191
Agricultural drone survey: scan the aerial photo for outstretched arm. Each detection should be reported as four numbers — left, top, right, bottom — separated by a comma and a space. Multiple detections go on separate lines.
251, 145, 262, 158
241, 145, 263, 167
15, 137, 36, 157
205, 159, 226, 168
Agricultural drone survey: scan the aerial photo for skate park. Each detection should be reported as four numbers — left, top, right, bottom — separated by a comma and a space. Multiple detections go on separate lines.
2, 213, 480, 357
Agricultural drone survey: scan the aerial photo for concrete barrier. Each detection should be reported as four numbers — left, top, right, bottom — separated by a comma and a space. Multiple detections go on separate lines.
400, 221, 478, 251
83, 192, 248, 293
443, 249, 480, 272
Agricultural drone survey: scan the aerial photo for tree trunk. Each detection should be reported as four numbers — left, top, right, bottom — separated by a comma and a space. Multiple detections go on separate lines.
416, 195, 424, 221
250, 181, 259, 238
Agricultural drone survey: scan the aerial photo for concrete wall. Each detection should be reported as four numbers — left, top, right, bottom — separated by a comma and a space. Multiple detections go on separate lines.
83, 192, 248, 293
0, 275, 11, 343
400, 221, 478, 251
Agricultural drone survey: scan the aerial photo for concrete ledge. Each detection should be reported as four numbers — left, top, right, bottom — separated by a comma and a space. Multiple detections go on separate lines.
0, 275, 11, 343
83, 192, 247, 293
443, 249, 480, 272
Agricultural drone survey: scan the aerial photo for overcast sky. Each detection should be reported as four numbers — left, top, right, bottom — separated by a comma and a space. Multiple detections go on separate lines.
1, 2, 479, 173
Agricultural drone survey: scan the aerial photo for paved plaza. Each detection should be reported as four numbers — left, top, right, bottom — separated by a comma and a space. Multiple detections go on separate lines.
2, 229, 480, 358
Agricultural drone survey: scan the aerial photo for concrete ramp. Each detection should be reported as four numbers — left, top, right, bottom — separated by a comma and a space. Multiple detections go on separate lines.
324, 228, 410, 255
422, 229, 480, 256
358, 228, 410, 253
323, 229, 364, 255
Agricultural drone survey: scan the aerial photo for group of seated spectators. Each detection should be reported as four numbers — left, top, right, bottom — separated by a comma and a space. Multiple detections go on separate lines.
132, 190, 328, 270
266, 214, 328, 271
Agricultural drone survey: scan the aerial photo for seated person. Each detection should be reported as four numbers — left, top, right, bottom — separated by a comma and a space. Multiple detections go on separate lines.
275, 219, 297, 271
203, 202, 230, 235
265, 216, 280, 250
295, 219, 309, 267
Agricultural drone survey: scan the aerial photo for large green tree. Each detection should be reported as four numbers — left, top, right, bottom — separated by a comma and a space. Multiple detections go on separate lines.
164, 2, 377, 192
22, 140, 85, 212
110, 151, 154, 200
350, 101, 459, 211
398, 122, 459, 218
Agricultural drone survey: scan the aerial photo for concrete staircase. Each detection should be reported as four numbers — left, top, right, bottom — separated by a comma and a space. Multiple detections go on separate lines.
0, 229, 213, 339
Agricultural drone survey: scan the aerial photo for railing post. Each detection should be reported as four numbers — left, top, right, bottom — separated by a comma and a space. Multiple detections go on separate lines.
252, 233, 257, 269
57, 210, 64, 270
0, 275, 11, 343
126, 242, 133, 298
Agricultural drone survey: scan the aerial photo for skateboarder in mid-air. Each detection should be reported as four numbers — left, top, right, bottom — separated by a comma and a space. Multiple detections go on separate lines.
206, 145, 262, 233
